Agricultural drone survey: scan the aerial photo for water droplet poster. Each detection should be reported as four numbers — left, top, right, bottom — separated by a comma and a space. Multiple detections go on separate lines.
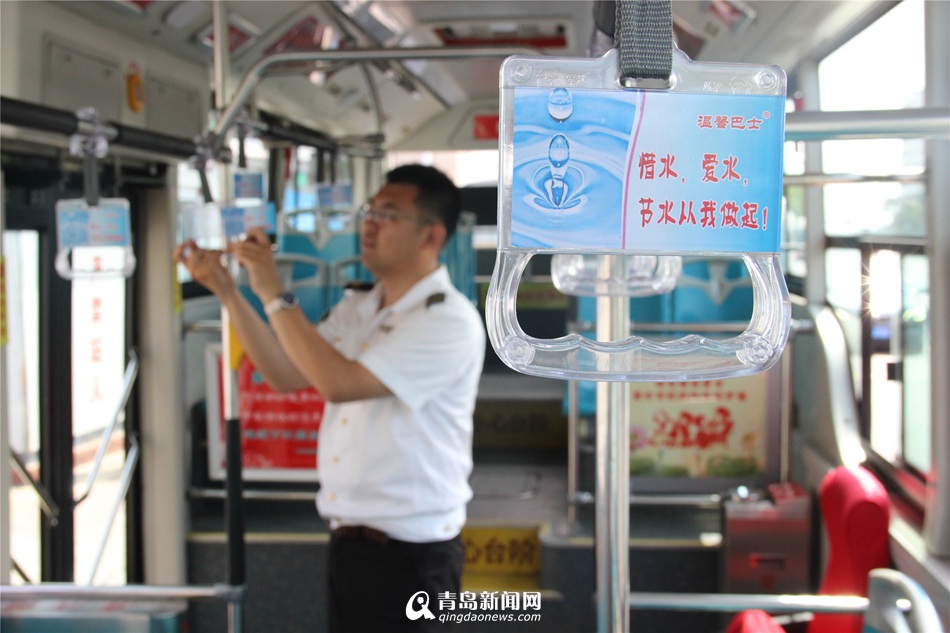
510, 87, 784, 254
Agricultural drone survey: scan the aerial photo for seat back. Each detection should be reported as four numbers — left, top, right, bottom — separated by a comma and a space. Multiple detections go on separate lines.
725, 609, 785, 633
808, 465, 891, 633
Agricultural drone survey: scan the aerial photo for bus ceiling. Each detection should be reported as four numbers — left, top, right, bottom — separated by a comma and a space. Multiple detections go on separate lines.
13, 1, 902, 148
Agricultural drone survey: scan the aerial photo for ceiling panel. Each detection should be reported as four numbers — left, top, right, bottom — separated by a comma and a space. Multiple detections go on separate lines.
48, 0, 895, 143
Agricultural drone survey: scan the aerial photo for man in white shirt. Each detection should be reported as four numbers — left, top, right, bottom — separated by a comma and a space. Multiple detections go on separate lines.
175, 164, 485, 631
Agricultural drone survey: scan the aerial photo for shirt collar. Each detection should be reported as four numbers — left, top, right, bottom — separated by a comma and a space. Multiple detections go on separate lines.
389, 265, 452, 314
357, 265, 452, 319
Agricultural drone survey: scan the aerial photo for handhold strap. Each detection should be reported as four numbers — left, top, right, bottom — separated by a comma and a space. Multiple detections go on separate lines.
616, 0, 673, 82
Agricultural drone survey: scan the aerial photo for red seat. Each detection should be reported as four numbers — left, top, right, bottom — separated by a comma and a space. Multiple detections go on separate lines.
808, 465, 891, 633
726, 609, 785, 633
726, 465, 891, 633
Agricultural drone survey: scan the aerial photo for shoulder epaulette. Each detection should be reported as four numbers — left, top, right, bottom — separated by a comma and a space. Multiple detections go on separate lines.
345, 281, 375, 292
426, 292, 446, 308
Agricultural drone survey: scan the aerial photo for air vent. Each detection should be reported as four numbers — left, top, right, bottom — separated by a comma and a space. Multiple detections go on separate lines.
431, 18, 571, 49
197, 14, 260, 54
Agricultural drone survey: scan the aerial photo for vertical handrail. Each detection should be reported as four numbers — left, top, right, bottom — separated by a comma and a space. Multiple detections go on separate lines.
595, 257, 631, 633
567, 379, 579, 527
74, 349, 139, 506
225, 418, 246, 633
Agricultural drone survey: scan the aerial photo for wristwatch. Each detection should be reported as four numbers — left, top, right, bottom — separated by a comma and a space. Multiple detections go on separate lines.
264, 291, 299, 317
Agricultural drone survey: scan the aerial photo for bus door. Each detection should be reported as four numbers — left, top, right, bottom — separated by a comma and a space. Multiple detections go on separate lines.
2, 150, 150, 584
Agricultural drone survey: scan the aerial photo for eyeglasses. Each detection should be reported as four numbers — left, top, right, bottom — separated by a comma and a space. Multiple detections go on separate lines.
357, 203, 433, 226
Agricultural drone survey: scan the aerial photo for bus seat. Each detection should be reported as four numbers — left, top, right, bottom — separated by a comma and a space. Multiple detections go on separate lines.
725, 609, 785, 633
673, 258, 753, 323
442, 211, 478, 303
808, 465, 891, 633
727, 465, 891, 633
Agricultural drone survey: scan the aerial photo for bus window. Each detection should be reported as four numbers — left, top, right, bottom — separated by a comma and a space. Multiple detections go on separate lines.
3, 230, 41, 584
899, 253, 930, 475
387, 150, 499, 188
817, 0, 929, 501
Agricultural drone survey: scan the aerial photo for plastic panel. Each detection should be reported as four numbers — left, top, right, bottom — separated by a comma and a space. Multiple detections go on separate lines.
487, 49, 790, 381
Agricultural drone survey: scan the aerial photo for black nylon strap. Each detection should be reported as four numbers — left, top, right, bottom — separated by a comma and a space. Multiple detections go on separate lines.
616, 0, 673, 82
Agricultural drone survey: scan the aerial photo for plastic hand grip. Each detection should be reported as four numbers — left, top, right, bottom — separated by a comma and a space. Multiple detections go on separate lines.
235, 253, 327, 290
54, 248, 136, 280
279, 208, 357, 252
552, 253, 682, 297
236, 253, 328, 323
329, 256, 370, 289
489, 251, 788, 381
54, 198, 136, 280
487, 49, 789, 381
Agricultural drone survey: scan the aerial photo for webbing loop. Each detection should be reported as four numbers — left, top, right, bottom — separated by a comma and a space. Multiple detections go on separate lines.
616, 0, 673, 82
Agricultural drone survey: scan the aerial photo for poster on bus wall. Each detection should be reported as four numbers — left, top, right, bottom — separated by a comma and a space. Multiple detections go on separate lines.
205, 344, 323, 482
628, 366, 780, 490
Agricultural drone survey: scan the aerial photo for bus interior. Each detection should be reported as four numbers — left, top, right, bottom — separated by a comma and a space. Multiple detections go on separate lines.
1, 1, 948, 632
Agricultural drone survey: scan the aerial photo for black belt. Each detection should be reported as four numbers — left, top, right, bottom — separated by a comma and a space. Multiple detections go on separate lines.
332, 525, 390, 545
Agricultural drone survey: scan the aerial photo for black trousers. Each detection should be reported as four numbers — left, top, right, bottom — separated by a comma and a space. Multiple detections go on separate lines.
328, 531, 463, 633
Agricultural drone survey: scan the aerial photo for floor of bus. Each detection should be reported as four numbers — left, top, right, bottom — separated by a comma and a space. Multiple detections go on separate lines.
2, 369, 737, 632
186, 371, 730, 633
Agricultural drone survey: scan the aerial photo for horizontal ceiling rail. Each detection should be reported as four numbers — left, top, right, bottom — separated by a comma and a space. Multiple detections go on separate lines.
0, 96, 339, 160
213, 46, 539, 142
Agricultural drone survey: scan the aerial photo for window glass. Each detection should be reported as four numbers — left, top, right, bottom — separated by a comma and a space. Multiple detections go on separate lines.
825, 248, 863, 396
818, 1, 924, 113
818, 0, 929, 486
782, 185, 806, 278
818, 0, 926, 238
823, 180, 925, 238
867, 249, 903, 463
387, 150, 499, 188
3, 231, 41, 584
902, 253, 929, 474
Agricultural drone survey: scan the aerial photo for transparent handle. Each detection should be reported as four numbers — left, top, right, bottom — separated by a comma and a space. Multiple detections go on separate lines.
55, 247, 137, 280
552, 253, 682, 297
279, 209, 332, 251
234, 253, 327, 290
56, 198, 135, 280
487, 250, 790, 381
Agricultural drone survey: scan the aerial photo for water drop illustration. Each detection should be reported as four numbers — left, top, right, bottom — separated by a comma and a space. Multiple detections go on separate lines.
547, 88, 574, 122
547, 134, 570, 207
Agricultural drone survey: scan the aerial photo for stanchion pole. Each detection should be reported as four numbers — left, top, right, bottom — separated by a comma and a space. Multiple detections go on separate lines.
595, 257, 631, 632
225, 418, 246, 633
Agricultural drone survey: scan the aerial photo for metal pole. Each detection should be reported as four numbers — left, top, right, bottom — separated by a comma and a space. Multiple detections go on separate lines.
74, 351, 139, 505
0, 172, 9, 583
784, 107, 949, 141
628, 591, 869, 613
567, 379, 579, 527
595, 256, 630, 633
84, 437, 140, 584
923, 0, 950, 559
225, 418, 246, 633
211, 7, 245, 630
0, 582, 243, 602
213, 46, 538, 140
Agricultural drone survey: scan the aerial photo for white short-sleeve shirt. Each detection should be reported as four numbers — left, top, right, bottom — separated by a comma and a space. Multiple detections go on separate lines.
314, 266, 485, 542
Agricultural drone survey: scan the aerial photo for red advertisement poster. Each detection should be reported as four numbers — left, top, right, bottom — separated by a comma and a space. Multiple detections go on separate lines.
206, 345, 323, 482
236, 357, 324, 471
629, 372, 768, 478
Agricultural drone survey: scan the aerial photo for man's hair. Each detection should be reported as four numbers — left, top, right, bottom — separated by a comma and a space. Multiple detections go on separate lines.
386, 164, 461, 242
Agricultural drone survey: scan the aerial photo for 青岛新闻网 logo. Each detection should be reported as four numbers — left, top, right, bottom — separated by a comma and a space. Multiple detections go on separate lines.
406, 591, 436, 621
